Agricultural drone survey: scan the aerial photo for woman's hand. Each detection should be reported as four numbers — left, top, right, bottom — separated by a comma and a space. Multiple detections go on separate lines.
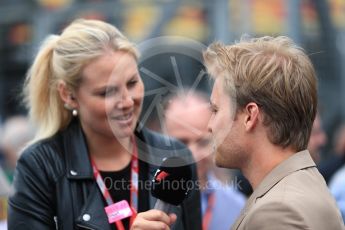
131, 209, 177, 230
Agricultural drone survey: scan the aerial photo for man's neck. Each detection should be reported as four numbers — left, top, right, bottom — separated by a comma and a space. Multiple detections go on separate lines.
243, 145, 295, 190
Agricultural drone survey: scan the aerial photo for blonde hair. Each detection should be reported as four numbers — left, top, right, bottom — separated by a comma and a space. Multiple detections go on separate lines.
23, 19, 139, 142
204, 36, 318, 151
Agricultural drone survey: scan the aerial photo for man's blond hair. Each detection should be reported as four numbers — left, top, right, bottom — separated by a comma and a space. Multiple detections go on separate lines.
204, 36, 317, 151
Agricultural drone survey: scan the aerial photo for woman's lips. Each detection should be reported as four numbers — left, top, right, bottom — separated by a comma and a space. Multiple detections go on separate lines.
112, 112, 134, 126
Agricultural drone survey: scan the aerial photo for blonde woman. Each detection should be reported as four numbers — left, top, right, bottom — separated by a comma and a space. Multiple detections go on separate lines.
8, 19, 201, 230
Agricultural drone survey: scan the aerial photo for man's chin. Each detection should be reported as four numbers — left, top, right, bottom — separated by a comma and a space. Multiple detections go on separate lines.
215, 152, 227, 168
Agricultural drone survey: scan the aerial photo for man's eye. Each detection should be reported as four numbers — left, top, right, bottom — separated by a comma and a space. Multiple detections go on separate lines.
209, 103, 218, 113
211, 107, 218, 113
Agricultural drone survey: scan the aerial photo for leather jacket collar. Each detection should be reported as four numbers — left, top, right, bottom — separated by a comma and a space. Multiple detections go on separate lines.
61, 119, 151, 229
63, 119, 94, 180
62, 119, 151, 180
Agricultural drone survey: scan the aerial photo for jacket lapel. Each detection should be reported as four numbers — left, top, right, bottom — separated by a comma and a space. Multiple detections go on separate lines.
232, 150, 316, 230
75, 186, 112, 230
231, 190, 257, 230
64, 119, 94, 180
62, 120, 110, 229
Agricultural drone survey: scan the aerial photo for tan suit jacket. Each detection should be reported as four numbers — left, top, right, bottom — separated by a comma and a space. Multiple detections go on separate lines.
232, 150, 344, 230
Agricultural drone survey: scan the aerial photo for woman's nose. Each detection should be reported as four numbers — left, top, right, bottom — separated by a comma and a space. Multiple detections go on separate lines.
117, 91, 134, 109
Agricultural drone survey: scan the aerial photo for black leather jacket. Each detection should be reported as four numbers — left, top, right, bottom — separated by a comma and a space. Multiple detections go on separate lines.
8, 120, 202, 230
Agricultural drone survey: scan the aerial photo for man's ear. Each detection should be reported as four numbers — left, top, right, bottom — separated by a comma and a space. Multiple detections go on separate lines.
57, 80, 78, 108
243, 102, 260, 132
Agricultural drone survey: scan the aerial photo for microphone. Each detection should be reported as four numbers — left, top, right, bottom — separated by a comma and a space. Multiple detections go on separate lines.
151, 156, 192, 213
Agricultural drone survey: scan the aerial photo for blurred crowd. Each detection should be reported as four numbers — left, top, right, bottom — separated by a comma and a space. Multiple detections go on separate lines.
0, 115, 35, 228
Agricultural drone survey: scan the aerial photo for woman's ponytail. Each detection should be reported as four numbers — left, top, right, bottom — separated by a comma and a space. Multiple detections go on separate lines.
23, 35, 68, 142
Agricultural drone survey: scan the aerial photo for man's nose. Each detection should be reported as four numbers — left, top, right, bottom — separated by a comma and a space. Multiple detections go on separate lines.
207, 123, 213, 134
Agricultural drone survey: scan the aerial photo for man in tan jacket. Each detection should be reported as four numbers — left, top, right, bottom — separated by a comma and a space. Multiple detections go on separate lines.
203, 36, 344, 230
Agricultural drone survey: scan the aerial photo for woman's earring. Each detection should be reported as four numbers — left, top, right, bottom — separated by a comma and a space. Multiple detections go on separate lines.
72, 109, 78, 117
64, 103, 78, 116
64, 103, 72, 110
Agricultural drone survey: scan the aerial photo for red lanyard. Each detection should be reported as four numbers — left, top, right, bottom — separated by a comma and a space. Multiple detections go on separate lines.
90, 136, 139, 230
202, 192, 215, 230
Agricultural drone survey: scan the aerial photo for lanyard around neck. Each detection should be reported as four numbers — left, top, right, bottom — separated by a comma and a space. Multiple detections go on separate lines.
90, 136, 139, 230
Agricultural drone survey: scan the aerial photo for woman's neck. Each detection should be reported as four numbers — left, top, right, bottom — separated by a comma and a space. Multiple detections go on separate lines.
83, 130, 133, 171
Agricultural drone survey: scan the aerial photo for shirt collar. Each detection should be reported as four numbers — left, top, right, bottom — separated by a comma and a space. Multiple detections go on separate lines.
250, 150, 316, 201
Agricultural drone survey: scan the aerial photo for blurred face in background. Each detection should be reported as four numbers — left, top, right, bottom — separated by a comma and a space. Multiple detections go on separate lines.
308, 114, 327, 163
165, 94, 213, 182
75, 51, 144, 141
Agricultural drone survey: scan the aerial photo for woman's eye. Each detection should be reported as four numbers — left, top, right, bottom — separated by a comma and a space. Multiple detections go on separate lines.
127, 80, 138, 87
98, 91, 107, 97
99, 88, 117, 97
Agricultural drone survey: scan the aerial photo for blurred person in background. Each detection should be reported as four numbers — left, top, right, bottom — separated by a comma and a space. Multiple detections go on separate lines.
8, 19, 201, 230
204, 36, 344, 229
0, 122, 10, 230
318, 123, 345, 184
334, 124, 345, 155
0, 115, 35, 182
0, 125, 6, 230
307, 113, 327, 164
323, 123, 345, 223
0, 126, 4, 168
329, 162, 345, 223
0, 115, 35, 230
0, 167, 10, 230
164, 91, 245, 230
